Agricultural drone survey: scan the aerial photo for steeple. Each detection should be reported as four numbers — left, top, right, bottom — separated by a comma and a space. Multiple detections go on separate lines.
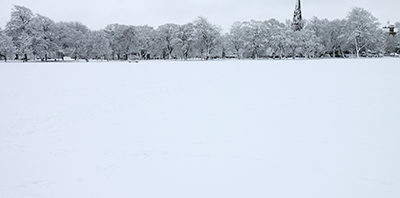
292, 0, 303, 31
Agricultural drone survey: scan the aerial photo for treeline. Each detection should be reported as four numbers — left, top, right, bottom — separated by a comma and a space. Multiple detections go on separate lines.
0, 5, 399, 62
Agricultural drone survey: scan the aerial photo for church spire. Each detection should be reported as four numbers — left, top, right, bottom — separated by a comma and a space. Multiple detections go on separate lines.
293, 0, 303, 31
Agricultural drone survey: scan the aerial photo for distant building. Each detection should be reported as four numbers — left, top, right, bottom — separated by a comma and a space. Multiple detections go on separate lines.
383, 25, 397, 36
292, 0, 303, 31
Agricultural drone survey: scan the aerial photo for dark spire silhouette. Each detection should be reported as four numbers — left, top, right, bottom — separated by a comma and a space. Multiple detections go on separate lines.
292, 0, 303, 31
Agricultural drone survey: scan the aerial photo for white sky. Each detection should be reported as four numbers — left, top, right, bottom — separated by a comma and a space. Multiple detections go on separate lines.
0, 0, 399, 31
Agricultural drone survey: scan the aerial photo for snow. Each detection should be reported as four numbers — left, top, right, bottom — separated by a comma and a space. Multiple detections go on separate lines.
0, 58, 400, 198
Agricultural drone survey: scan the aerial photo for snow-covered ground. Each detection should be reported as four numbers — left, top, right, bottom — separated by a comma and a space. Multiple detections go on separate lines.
1, 59, 399, 198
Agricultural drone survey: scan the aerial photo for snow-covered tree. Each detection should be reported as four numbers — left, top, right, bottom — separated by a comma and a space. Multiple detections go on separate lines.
194, 17, 221, 60
383, 31, 397, 54
394, 22, 400, 53
156, 24, 179, 59
120, 26, 138, 60
283, 21, 302, 59
227, 22, 246, 59
1, 5, 395, 61
345, 8, 384, 57
264, 19, 286, 59
0, 29, 15, 61
176, 23, 196, 60
28, 14, 58, 61
306, 17, 331, 56
104, 24, 122, 60
395, 22, 400, 30
219, 33, 229, 58
325, 19, 348, 57
64, 22, 90, 60
135, 25, 156, 59
54, 22, 75, 60
300, 28, 322, 58
86, 31, 112, 60
242, 20, 268, 59
104, 25, 137, 60
5, 5, 35, 61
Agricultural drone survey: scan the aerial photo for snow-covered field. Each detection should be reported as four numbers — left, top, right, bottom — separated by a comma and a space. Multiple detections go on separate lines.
0, 59, 399, 198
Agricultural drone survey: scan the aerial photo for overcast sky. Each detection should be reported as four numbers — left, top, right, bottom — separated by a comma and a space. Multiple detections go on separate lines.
0, 0, 399, 31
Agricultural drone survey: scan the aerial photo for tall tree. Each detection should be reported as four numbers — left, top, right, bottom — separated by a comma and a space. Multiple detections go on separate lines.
0, 29, 15, 62
264, 19, 286, 59
54, 22, 74, 60
86, 31, 112, 60
104, 24, 120, 60
156, 24, 179, 59
395, 22, 400, 53
176, 23, 195, 60
194, 17, 221, 60
242, 20, 268, 59
67, 22, 90, 60
5, 5, 35, 61
345, 8, 384, 57
120, 26, 138, 60
135, 25, 156, 59
284, 21, 302, 59
104, 24, 137, 60
307, 17, 331, 56
227, 22, 245, 59
326, 19, 348, 57
29, 14, 58, 61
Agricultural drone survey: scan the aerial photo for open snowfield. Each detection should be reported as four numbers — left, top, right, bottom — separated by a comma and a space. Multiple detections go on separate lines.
0, 58, 400, 198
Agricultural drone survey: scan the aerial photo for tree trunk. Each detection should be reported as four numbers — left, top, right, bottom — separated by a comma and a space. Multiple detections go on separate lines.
292, 48, 296, 59
205, 49, 210, 60
168, 47, 173, 60
355, 37, 360, 58
332, 49, 335, 58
